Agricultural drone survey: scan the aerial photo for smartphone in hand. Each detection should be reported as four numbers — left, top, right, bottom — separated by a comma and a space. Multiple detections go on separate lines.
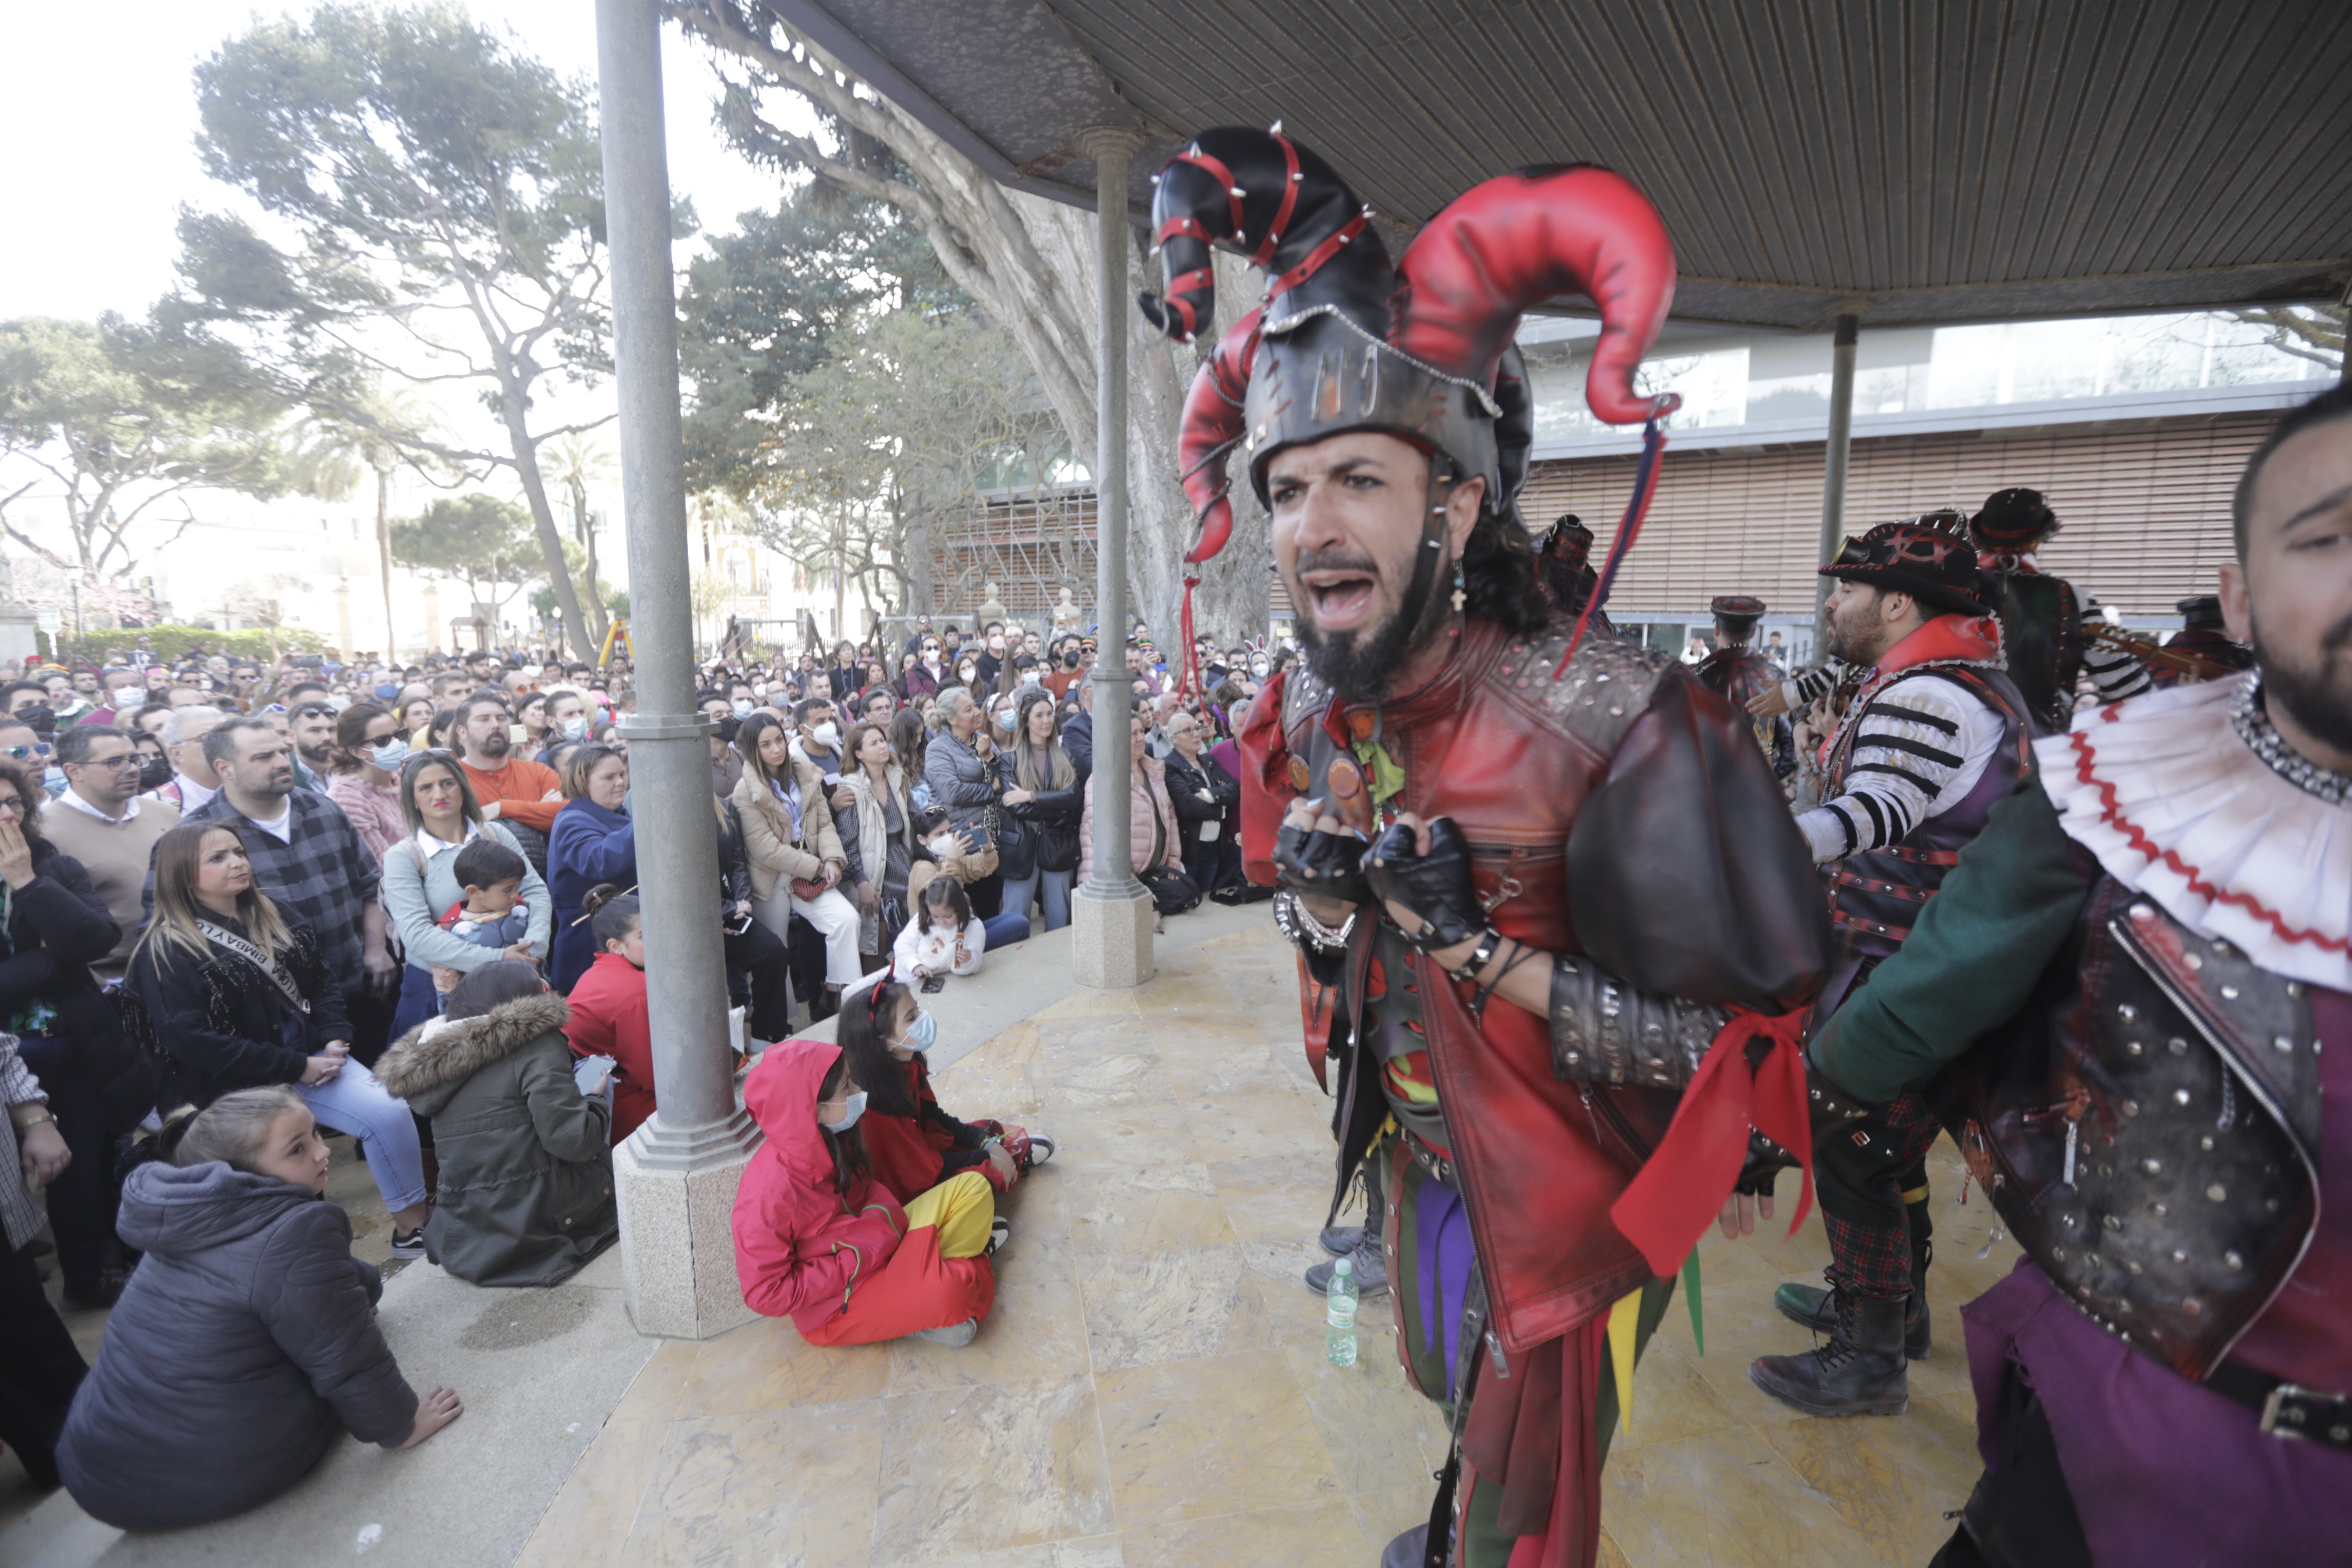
920, 973, 946, 995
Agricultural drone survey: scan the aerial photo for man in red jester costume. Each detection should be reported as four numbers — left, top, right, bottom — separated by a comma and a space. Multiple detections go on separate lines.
1137, 126, 1833, 1568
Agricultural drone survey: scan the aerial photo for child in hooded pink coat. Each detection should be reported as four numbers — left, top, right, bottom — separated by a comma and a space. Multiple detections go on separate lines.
731, 1039, 997, 1346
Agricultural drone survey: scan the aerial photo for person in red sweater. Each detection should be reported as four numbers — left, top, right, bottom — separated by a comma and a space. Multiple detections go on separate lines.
733, 1038, 1000, 1347
450, 695, 565, 838
561, 886, 655, 1143
834, 977, 1052, 1202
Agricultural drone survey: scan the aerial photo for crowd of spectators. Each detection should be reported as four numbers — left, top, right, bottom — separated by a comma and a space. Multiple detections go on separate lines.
0, 620, 1278, 1520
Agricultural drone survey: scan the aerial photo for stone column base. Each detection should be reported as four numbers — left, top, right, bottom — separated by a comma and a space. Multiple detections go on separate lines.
1072, 882, 1155, 989
612, 1135, 759, 1339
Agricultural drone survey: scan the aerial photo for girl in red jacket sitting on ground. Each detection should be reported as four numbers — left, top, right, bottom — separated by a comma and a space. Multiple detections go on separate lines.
835, 978, 1054, 1202
561, 886, 654, 1142
732, 1038, 1002, 1347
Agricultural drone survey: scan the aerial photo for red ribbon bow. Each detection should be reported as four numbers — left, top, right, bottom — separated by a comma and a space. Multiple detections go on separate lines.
1608, 1005, 1816, 1278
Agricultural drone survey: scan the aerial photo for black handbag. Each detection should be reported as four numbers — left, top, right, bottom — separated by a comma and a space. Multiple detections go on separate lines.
1138, 862, 1202, 914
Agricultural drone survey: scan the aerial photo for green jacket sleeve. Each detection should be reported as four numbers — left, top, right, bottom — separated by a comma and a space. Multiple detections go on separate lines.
1809, 773, 2099, 1103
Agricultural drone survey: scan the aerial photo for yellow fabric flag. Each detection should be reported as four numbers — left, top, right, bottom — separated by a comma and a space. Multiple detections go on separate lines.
1606, 1287, 1644, 1436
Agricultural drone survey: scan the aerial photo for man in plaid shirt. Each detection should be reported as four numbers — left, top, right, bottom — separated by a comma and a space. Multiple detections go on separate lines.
160, 717, 396, 1016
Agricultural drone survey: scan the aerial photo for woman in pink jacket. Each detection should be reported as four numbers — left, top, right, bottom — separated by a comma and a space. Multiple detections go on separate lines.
731, 1038, 998, 1348
1076, 723, 1182, 883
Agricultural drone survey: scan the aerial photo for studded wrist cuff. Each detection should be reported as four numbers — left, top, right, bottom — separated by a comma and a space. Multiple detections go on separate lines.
1547, 954, 1729, 1089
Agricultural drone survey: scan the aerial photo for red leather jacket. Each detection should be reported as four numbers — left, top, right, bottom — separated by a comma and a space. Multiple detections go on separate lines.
1245, 619, 1826, 1353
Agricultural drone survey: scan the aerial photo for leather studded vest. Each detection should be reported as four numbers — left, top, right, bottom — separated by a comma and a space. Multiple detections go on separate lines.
1826, 665, 2032, 958
1927, 879, 2321, 1379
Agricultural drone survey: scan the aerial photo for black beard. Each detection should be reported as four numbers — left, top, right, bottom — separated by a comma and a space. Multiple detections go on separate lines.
2253, 610, 2352, 756
1293, 547, 1450, 707
476, 730, 511, 759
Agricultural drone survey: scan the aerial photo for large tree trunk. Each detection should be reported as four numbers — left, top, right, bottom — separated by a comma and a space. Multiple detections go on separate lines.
663, 5, 1270, 650
1014, 202, 1269, 650
567, 476, 613, 645
501, 410, 593, 659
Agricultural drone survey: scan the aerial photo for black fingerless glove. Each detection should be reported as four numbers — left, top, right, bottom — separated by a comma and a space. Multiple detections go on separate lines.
1364, 816, 1487, 952
1273, 819, 1370, 905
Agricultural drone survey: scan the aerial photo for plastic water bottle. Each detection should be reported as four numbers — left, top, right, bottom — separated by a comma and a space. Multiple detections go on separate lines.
1325, 1255, 1360, 1367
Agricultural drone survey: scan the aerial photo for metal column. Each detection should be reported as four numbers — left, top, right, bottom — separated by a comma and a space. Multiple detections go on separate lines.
1080, 129, 1145, 905
1815, 313, 1860, 648
596, 0, 753, 1160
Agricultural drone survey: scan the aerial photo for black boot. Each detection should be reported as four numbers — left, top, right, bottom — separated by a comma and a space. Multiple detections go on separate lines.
1773, 1271, 1929, 1359
1750, 1290, 1910, 1416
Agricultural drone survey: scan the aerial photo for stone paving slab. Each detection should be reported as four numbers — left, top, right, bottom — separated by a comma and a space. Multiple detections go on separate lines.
2, 904, 2019, 1568
513, 921, 2020, 1568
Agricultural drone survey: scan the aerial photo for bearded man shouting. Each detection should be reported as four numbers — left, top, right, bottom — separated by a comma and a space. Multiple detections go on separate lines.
1140, 126, 1827, 1568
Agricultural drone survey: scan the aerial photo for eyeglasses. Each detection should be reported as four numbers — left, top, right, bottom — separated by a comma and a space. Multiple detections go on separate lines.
0, 744, 51, 761
0, 796, 24, 816
73, 754, 141, 771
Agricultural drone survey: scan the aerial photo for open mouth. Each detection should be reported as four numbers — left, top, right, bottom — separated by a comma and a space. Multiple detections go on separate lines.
1302, 570, 1379, 631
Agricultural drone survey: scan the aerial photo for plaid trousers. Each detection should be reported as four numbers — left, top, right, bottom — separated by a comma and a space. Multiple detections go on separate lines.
1819, 1090, 1942, 1301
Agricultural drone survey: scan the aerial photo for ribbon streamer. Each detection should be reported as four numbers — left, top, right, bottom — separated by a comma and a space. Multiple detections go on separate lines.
1554, 416, 1668, 678
1608, 1005, 1816, 1279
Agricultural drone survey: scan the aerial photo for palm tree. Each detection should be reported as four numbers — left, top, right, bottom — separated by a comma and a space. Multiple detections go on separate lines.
290, 385, 448, 658
538, 433, 615, 646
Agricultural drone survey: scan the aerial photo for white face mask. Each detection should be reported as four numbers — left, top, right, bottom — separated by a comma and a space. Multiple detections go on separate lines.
810, 721, 841, 750
732, 698, 753, 717
560, 714, 589, 740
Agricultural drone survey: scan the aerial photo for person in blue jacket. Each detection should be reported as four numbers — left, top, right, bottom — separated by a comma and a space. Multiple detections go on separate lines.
545, 744, 634, 992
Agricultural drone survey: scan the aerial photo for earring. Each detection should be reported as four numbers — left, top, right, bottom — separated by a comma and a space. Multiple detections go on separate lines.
1450, 561, 1466, 615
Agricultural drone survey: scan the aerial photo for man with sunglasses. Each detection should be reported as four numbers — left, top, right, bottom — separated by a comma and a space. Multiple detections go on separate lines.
286, 702, 339, 793
42, 726, 178, 983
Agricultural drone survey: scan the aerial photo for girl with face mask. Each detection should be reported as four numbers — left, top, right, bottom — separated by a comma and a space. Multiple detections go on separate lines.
733, 1037, 1001, 1348
835, 979, 1053, 1202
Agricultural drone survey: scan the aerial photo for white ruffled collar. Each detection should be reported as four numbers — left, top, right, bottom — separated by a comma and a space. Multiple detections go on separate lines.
2037, 677, 2352, 993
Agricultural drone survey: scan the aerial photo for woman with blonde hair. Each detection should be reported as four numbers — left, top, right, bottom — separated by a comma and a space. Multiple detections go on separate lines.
126, 821, 433, 1253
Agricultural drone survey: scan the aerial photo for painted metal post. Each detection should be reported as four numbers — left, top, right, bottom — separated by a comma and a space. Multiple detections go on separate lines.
596, 0, 753, 1162
1072, 126, 1155, 988
1815, 313, 1860, 651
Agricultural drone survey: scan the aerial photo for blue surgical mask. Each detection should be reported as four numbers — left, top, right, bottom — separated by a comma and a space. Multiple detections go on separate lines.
44, 766, 67, 798
904, 1011, 938, 1052
369, 737, 411, 771
732, 698, 753, 717
560, 715, 589, 741
824, 1090, 868, 1131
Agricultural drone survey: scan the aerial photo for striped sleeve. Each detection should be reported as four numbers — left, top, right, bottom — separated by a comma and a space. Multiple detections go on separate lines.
2080, 632, 2155, 703
1779, 663, 1840, 711
1797, 681, 1976, 861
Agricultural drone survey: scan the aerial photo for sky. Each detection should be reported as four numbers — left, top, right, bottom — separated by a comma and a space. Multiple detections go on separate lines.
0, 1, 808, 645
0, 0, 786, 322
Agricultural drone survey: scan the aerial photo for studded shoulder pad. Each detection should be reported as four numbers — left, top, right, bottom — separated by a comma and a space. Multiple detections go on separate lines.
1281, 658, 1335, 741
1485, 621, 1679, 758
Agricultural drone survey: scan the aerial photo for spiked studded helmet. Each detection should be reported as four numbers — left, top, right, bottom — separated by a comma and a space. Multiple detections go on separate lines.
1136, 126, 1682, 614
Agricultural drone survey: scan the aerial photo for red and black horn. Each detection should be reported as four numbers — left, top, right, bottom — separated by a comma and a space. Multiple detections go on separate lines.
1138, 124, 1391, 346
1143, 126, 1395, 566
1394, 164, 1681, 425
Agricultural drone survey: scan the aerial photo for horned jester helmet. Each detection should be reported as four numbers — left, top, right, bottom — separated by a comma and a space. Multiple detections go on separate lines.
1136, 125, 1684, 599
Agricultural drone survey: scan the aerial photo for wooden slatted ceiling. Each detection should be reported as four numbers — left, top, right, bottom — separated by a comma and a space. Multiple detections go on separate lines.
1517, 411, 2271, 619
